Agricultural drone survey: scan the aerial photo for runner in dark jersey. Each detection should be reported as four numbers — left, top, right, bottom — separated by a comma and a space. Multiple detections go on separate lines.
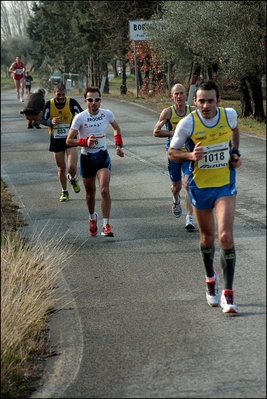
40, 82, 84, 202
24, 71, 33, 95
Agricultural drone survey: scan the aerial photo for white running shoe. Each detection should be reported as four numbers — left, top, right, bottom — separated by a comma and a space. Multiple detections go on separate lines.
205, 271, 220, 307
185, 215, 196, 231
220, 289, 238, 315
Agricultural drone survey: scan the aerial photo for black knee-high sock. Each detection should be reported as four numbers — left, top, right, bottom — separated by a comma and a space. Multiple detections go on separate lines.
220, 247, 236, 290
199, 242, 215, 278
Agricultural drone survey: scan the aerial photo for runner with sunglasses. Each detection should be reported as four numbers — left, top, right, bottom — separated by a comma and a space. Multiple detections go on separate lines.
66, 86, 124, 237
40, 82, 84, 201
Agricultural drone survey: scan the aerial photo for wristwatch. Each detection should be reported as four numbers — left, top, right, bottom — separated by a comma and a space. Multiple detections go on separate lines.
232, 149, 241, 157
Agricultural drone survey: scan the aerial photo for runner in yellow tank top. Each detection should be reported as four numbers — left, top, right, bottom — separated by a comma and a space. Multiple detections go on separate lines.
168, 80, 242, 315
40, 83, 83, 202
153, 83, 196, 231
190, 106, 232, 188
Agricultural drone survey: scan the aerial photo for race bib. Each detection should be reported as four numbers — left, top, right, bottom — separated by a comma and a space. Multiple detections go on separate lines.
91, 136, 105, 150
16, 69, 23, 75
53, 123, 69, 139
198, 142, 229, 169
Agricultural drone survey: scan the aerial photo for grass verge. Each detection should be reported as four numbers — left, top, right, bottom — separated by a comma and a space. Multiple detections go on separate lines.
2, 74, 265, 135
104, 75, 266, 137
1, 179, 72, 398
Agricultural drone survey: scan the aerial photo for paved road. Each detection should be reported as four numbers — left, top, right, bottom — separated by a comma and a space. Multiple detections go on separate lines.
1, 89, 266, 398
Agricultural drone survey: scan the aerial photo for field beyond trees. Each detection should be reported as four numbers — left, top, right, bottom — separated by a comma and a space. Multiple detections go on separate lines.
1, 74, 266, 136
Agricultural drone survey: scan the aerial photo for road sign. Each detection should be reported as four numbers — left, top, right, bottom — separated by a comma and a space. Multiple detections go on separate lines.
129, 20, 153, 41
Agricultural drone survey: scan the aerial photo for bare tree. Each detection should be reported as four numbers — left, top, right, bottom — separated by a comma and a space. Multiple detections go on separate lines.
1, 1, 34, 41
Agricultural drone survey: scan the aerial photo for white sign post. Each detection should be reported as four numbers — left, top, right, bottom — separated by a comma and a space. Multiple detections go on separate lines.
187, 75, 198, 106
129, 20, 152, 98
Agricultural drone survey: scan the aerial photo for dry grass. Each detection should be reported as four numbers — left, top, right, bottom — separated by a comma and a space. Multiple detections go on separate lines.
1, 180, 73, 398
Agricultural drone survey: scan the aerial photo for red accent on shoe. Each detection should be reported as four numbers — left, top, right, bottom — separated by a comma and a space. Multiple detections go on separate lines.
101, 224, 114, 237
89, 214, 98, 236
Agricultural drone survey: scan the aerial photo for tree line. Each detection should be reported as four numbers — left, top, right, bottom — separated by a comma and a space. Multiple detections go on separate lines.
1, 0, 266, 121
148, 1, 266, 120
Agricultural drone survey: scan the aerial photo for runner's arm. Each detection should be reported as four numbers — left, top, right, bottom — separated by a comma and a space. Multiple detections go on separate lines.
40, 101, 53, 126
66, 128, 81, 146
9, 63, 15, 73
70, 98, 84, 114
168, 116, 196, 162
111, 120, 124, 157
153, 108, 172, 137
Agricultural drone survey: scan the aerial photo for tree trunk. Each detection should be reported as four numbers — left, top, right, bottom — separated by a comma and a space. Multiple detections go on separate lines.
188, 60, 194, 87
111, 59, 118, 78
103, 62, 109, 94
88, 57, 94, 86
120, 62, 127, 95
207, 66, 213, 80
138, 69, 143, 88
238, 78, 253, 117
193, 63, 201, 77
247, 75, 265, 120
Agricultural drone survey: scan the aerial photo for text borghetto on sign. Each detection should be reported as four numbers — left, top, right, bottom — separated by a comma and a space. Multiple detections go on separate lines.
129, 20, 153, 41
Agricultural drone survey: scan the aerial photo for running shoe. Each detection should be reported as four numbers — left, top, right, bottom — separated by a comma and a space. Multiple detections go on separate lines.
59, 191, 69, 202
20, 98, 24, 102
67, 173, 80, 193
101, 224, 114, 237
33, 121, 41, 129
205, 271, 220, 307
90, 213, 98, 236
27, 123, 34, 129
172, 196, 182, 218
185, 215, 196, 231
220, 289, 238, 315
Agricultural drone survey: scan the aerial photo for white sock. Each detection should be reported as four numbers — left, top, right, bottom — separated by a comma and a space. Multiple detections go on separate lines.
103, 218, 109, 226
90, 213, 96, 220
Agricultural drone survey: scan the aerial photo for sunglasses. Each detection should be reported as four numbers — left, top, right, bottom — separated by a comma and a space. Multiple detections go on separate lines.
85, 97, 101, 103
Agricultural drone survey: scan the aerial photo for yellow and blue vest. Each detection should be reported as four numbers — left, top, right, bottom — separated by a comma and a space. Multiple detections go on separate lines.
188, 107, 233, 188
165, 105, 192, 151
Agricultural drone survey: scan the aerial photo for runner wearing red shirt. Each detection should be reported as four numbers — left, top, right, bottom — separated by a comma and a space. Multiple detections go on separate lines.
9, 56, 26, 102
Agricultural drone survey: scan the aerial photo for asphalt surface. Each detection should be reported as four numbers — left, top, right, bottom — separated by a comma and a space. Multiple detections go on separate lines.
1, 89, 266, 398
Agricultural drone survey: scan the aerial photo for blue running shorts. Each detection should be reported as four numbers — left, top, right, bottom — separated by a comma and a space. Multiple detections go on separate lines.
189, 182, 237, 210
168, 158, 191, 182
